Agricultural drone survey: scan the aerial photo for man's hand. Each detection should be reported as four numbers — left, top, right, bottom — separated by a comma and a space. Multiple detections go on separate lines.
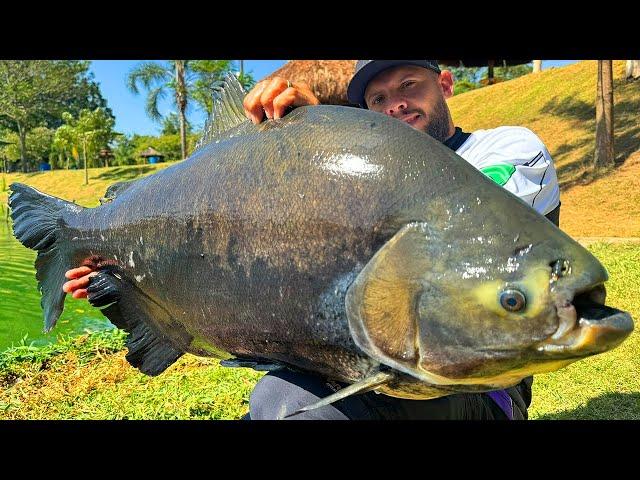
243, 76, 320, 124
63, 266, 98, 299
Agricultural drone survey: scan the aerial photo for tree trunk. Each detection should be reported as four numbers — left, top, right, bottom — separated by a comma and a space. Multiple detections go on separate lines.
487, 60, 495, 84
17, 123, 28, 172
626, 60, 640, 80
83, 135, 89, 185
175, 61, 188, 160
533, 60, 542, 73
594, 60, 615, 169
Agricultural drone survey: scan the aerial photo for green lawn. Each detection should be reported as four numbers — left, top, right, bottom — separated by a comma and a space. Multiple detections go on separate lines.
528, 242, 640, 419
1, 242, 637, 420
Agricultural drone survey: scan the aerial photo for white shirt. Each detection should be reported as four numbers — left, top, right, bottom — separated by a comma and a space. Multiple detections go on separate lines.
454, 126, 560, 216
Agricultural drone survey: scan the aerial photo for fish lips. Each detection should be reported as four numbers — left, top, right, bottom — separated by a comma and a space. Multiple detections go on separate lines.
537, 285, 634, 357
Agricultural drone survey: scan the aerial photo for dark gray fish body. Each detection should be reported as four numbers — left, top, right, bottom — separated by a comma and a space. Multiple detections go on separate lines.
9, 85, 634, 401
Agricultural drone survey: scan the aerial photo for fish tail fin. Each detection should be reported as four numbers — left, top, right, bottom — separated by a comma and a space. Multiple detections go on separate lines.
8, 183, 83, 332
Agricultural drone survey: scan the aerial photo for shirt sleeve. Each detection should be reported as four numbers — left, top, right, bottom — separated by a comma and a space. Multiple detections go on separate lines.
472, 127, 560, 216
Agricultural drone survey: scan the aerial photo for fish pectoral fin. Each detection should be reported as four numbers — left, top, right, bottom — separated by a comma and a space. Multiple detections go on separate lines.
86, 270, 191, 376
281, 371, 393, 419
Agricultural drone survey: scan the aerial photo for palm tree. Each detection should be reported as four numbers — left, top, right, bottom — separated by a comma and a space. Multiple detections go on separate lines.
128, 60, 192, 160
128, 60, 253, 160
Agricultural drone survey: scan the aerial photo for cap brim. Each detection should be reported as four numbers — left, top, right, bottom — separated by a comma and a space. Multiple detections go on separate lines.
346, 61, 440, 107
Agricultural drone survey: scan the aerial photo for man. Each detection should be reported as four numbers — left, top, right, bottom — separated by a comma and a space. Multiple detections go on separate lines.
64, 60, 560, 420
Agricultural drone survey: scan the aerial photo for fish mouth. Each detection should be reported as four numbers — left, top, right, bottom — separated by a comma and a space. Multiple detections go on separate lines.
537, 281, 634, 357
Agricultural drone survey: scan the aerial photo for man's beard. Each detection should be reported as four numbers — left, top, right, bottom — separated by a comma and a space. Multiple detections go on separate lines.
421, 97, 451, 143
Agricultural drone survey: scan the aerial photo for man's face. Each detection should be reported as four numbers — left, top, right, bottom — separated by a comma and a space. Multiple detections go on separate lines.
363, 65, 454, 142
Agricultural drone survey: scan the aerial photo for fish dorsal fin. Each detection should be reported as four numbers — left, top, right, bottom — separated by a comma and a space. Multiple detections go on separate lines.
194, 73, 249, 152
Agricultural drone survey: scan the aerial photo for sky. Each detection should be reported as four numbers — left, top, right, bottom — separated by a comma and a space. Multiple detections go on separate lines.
89, 60, 577, 137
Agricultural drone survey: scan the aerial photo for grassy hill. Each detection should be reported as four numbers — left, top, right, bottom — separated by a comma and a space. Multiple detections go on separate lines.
448, 60, 640, 237
1, 163, 175, 209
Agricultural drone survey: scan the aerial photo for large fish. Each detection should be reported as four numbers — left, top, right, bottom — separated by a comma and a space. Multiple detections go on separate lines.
9, 77, 633, 414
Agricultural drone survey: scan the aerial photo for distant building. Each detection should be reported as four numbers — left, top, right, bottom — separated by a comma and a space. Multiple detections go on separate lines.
139, 147, 165, 164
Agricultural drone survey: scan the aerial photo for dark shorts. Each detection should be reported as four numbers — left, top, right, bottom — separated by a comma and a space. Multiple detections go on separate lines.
247, 369, 529, 420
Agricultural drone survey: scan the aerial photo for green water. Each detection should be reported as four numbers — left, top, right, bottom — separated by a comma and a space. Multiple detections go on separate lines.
0, 218, 112, 351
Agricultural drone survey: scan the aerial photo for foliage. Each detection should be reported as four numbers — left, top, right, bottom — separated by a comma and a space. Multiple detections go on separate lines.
112, 134, 139, 166
0, 60, 113, 171
191, 60, 255, 114
494, 63, 534, 81
454, 80, 479, 95
52, 108, 117, 168
161, 112, 191, 136
2, 127, 55, 164
448, 63, 533, 95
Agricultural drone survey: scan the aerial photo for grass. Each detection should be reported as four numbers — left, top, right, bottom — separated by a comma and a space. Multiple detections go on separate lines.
448, 60, 640, 238
528, 243, 640, 419
0, 330, 263, 419
1, 242, 637, 420
1, 162, 175, 208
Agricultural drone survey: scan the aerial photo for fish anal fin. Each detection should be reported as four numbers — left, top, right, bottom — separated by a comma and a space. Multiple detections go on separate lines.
87, 270, 190, 376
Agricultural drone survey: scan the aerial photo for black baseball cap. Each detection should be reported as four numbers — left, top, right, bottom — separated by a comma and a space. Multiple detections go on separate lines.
347, 60, 442, 107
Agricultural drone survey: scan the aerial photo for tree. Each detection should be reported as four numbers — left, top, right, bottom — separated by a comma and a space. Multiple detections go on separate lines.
594, 60, 615, 169
112, 134, 138, 166
2, 127, 55, 166
191, 60, 255, 114
161, 112, 191, 136
533, 60, 542, 73
128, 60, 251, 160
0, 60, 112, 172
128, 61, 189, 160
53, 108, 117, 173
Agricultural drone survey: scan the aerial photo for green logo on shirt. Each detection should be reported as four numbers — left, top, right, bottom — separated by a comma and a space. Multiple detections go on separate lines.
480, 164, 516, 186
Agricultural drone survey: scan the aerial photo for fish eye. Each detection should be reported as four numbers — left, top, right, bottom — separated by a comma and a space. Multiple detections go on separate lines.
500, 289, 526, 312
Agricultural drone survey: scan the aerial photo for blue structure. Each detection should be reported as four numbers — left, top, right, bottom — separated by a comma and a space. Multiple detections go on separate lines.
140, 147, 165, 164
39, 161, 52, 171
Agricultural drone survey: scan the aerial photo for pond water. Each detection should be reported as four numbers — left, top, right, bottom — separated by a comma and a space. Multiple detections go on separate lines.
0, 219, 112, 351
